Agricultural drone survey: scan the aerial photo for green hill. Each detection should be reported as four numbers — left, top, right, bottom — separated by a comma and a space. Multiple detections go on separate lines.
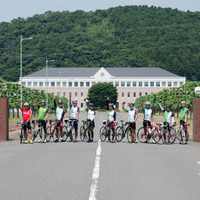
0, 6, 200, 81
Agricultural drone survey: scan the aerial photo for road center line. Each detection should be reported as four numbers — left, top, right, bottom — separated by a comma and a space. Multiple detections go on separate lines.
89, 139, 102, 200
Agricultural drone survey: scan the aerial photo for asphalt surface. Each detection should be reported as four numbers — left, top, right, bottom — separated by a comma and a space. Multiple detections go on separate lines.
0, 112, 200, 200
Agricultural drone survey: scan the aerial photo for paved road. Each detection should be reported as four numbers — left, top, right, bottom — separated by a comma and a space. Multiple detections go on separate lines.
0, 112, 200, 200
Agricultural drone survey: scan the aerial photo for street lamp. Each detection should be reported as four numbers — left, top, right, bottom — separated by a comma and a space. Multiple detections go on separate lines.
46, 59, 55, 108
20, 36, 33, 107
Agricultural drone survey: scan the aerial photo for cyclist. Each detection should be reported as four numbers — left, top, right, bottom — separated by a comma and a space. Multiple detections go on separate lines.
106, 97, 116, 141
34, 96, 49, 143
177, 95, 189, 144
159, 100, 175, 144
122, 102, 138, 143
54, 97, 66, 142
69, 95, 80, 142
139, 98, 155, 143
84, 99, 96, 142
19, 100, 33, 144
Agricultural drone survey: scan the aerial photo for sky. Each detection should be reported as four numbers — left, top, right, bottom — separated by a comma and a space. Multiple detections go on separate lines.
1, 0, 200, 22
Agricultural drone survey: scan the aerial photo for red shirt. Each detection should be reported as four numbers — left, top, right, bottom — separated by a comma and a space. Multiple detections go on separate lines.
21, 108, 32, 122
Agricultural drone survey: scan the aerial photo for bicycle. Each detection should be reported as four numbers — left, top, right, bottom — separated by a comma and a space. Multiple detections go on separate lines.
80, 120, 94, 142
115, 120, 128, 142
32, 120, 47, 142
175, 122, 190, 144
137, 123, 158, 143
62, 120, 72, 142
32, 120, 38, 141
100, 121, 118, 143
161, 124, 176, 144
46, 120, 63, 142
63, 119, 78, 142
18, 122, 32, 144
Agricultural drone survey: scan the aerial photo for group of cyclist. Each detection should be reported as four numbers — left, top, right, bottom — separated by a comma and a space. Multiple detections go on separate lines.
19, 94, 189, 145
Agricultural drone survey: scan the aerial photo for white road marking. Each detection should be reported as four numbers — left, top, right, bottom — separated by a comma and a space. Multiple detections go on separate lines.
197, 161, 200, 164
89, 139, 102, 200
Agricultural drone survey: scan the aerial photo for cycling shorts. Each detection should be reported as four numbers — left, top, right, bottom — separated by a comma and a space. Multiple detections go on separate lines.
128, 122, 136, 130
22, 122, 31, 130
180, 120, 187, 129
143, 120, 151, 129
38, 120, 47, 133
87, 120, 95, 129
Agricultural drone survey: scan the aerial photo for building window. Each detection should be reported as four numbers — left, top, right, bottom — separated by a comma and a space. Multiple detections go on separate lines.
63, 92, 66, 97
150, 82, 154, 87
39, 82, 43, 87
75, 92, 77, 97
133, 92, 136, 98
121, 82, 125, 87
145, 92, 148, 95
22, 82, 26, 86
69, 92, 71, 96
86, 82, 90, 87
57, 92, 60, 96
174, 82, 178, 87
74, 82, 78, 87
156, 82, 160, 87
168, 82, 172, 87
128, 92, 130, 98
109, 82, 113, 85
28, 82, 31, 87
127, 82, 131, 87
133, 82, 137, 87
69, 82, 72, 87
51, 82, 55, 87
139, 82, 143, 87
122, 92, 124, 98
81, 92, 83, 97
33, 82, 38, 87
45, 82, 49, 87
57, 82, 60, 87
139, 92, 142, 97
115, 82, 119, 87
62, 82, 66, 87
162, 82, 166, 87
92, 82, 96, 85
81, 103, 83, 108
80, 82, 84, 87
180, 82, 184, 86
144, 82, 148, 87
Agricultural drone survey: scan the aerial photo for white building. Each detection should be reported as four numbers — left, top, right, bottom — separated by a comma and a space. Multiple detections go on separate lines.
20, 67, 186, 110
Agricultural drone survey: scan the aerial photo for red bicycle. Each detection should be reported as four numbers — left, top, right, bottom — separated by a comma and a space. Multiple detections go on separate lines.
46, 120, 65, 142
137, 123, 162, 143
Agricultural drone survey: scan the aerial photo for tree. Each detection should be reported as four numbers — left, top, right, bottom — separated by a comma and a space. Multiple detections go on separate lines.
87, 83, 118, 109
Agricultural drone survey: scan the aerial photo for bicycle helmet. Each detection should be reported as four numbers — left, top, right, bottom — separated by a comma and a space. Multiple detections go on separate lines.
41, 100, 46, 104
108, 103, 114, 107
89, 103, 94, 107
58, 100, 63, 104
181, 101, 186, 104
129, 103, 134, 107
24, 103, 29, 106
72, 99, 77, 103
166, 104, 171, 108
145, 102, 151, 106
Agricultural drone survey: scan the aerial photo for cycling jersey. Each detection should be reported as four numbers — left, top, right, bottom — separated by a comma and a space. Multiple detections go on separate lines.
106, 100, 116, 122
38, 105, 49, 120
126, 109, 137, 122
84, 102, 96, 121
143, 107, 153, 122
69, 104, 80, 120
21, 108, 32, 123
180, 107, 189, 122
54, 100, 66, 121
159, 103, 174, 124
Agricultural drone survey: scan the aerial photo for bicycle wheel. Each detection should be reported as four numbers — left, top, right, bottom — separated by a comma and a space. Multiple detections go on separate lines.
154, 129, 164, 144
99, 126, 104, 136
80, 126, 85, 142
137, 127, 148, 143
53, 127, 59, 142
71, 126, 76, 142
46, 127, 51, 142
20, 129, 23, 144
110, 129, 116, 143
126, 127, 134, 143
100, 127, 107, 142
116, 126, 123, 142
183, 128, 189, 143
32, 128, 37, 142
168, 128, 176, 144
62, 126, 68, 142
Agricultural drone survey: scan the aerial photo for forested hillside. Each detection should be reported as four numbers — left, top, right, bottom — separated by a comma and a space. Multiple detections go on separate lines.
0, 6, 200, 81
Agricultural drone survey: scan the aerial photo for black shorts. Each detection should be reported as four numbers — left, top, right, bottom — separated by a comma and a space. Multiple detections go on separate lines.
38, 120, 47, 133
163, 122, 170, 132
23, 122, 31, 130
128, 122, 136, 130
143, 121, 151, 129
87, 120, 95, 129
70, 120, 79, 131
